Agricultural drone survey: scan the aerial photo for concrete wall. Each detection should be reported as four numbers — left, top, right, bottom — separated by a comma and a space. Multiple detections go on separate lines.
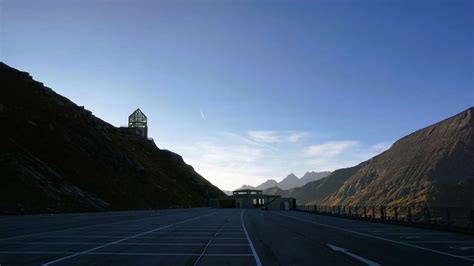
266, 197, 296, 211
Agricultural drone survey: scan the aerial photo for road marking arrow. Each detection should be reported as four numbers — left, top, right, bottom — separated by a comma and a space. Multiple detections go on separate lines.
449, 246, 474, 251
327, 244, 380, 266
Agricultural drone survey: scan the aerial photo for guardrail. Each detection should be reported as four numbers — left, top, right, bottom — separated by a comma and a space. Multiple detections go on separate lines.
296, 205, 474, 234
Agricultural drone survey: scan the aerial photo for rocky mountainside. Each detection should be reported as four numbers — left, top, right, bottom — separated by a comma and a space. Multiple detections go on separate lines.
264, 165, 364, 204
267, 108, 474, 208
0, 63, 225, 214
300, 171, 332, 184
238, 171, 330, 191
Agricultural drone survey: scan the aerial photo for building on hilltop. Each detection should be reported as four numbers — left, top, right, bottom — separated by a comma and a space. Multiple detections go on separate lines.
118, 108, 148, 139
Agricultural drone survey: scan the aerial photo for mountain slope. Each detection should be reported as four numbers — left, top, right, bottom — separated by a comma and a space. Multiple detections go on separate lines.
300, 171, 332, 184
0, 62, 225, 214
325, 107, 474, 207
267, 108, 473, 208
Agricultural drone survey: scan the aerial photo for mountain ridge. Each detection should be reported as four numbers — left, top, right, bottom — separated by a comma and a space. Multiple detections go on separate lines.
237, 171, 331, 191
265, 108, 474, 208
0, 62, 225, 214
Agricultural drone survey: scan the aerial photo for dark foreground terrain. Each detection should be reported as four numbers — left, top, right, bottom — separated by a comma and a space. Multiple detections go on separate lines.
0, 208, 473, 265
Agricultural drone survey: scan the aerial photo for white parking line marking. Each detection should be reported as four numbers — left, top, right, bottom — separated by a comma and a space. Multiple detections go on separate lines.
373, 232, 454, 236
400, 236, 421, 239
404, 241, 474, 243
273, 212, 474, 263
16, 235, 247, 239
241, 210, 262, 266
449, 246, 474, 251
0, 241, 250, 246
0, 251, 254, 256
0, 210, 194, 242
142, 237, 247, 239
193, 216, 230, 266
42, 211, 221, 265
147, 232, 245, 235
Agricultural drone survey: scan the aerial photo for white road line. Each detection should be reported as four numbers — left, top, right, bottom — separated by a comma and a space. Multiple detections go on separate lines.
41, 211, 221, 265
15, 235, 247, 239
273, 212, 474, 263
449, 246, 474, 251
241, 210, 262, 266
373, 232, 454, 236
400, 236, 421, 239
0, 209, 206, 242
173, 226, 243, 228
404, 241, 474, 243
0, 241, 250, 246
161, 229, 244, 231
139, 237, 247, 239
147, 232, 245, 235
327, 244, 380, 266
0, 251, 254, 256
193, 215, 230, 266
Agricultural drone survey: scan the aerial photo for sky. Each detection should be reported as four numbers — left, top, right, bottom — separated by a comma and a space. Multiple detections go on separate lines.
1, 0, 473, 190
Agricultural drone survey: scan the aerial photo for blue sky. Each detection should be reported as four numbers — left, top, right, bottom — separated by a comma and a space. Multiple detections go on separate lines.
1, 0, 473, 190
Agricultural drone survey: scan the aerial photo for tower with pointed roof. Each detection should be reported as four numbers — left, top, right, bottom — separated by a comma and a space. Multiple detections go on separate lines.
128, 108, 148, 138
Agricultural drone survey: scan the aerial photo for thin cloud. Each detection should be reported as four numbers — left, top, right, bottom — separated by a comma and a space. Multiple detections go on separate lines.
221, 132, 278, 151
304, 141, 359, 157
199, 108, 206, 120
288, 132, 310, 142
247, 130, 309, 143
247, 131, 281, 143
304, 140, 393, 171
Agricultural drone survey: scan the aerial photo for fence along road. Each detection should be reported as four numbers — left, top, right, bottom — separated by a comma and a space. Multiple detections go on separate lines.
0, 208, 473, 265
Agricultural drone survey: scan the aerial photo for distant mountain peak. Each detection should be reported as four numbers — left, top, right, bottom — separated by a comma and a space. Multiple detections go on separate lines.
237, 171, 331, 191
285, 173, 298, 179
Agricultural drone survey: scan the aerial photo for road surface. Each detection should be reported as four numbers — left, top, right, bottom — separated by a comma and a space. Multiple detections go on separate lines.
0, 208, 473, 265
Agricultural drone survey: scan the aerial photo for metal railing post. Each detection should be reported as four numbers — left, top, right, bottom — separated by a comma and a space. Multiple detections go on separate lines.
423, 207, 430, 224
444, 208, 450, 225
470, 210, 474, 230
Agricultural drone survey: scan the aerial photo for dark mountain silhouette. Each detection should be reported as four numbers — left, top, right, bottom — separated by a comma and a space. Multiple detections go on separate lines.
237, 172, 330, 191
0, 62, 225, 214
266, 108, 474, 208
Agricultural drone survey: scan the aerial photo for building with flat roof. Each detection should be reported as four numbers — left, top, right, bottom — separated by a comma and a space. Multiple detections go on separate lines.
209, 189, 296, 210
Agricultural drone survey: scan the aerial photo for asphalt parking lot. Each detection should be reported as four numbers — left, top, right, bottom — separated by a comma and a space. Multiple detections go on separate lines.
0, 208, 473, 265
